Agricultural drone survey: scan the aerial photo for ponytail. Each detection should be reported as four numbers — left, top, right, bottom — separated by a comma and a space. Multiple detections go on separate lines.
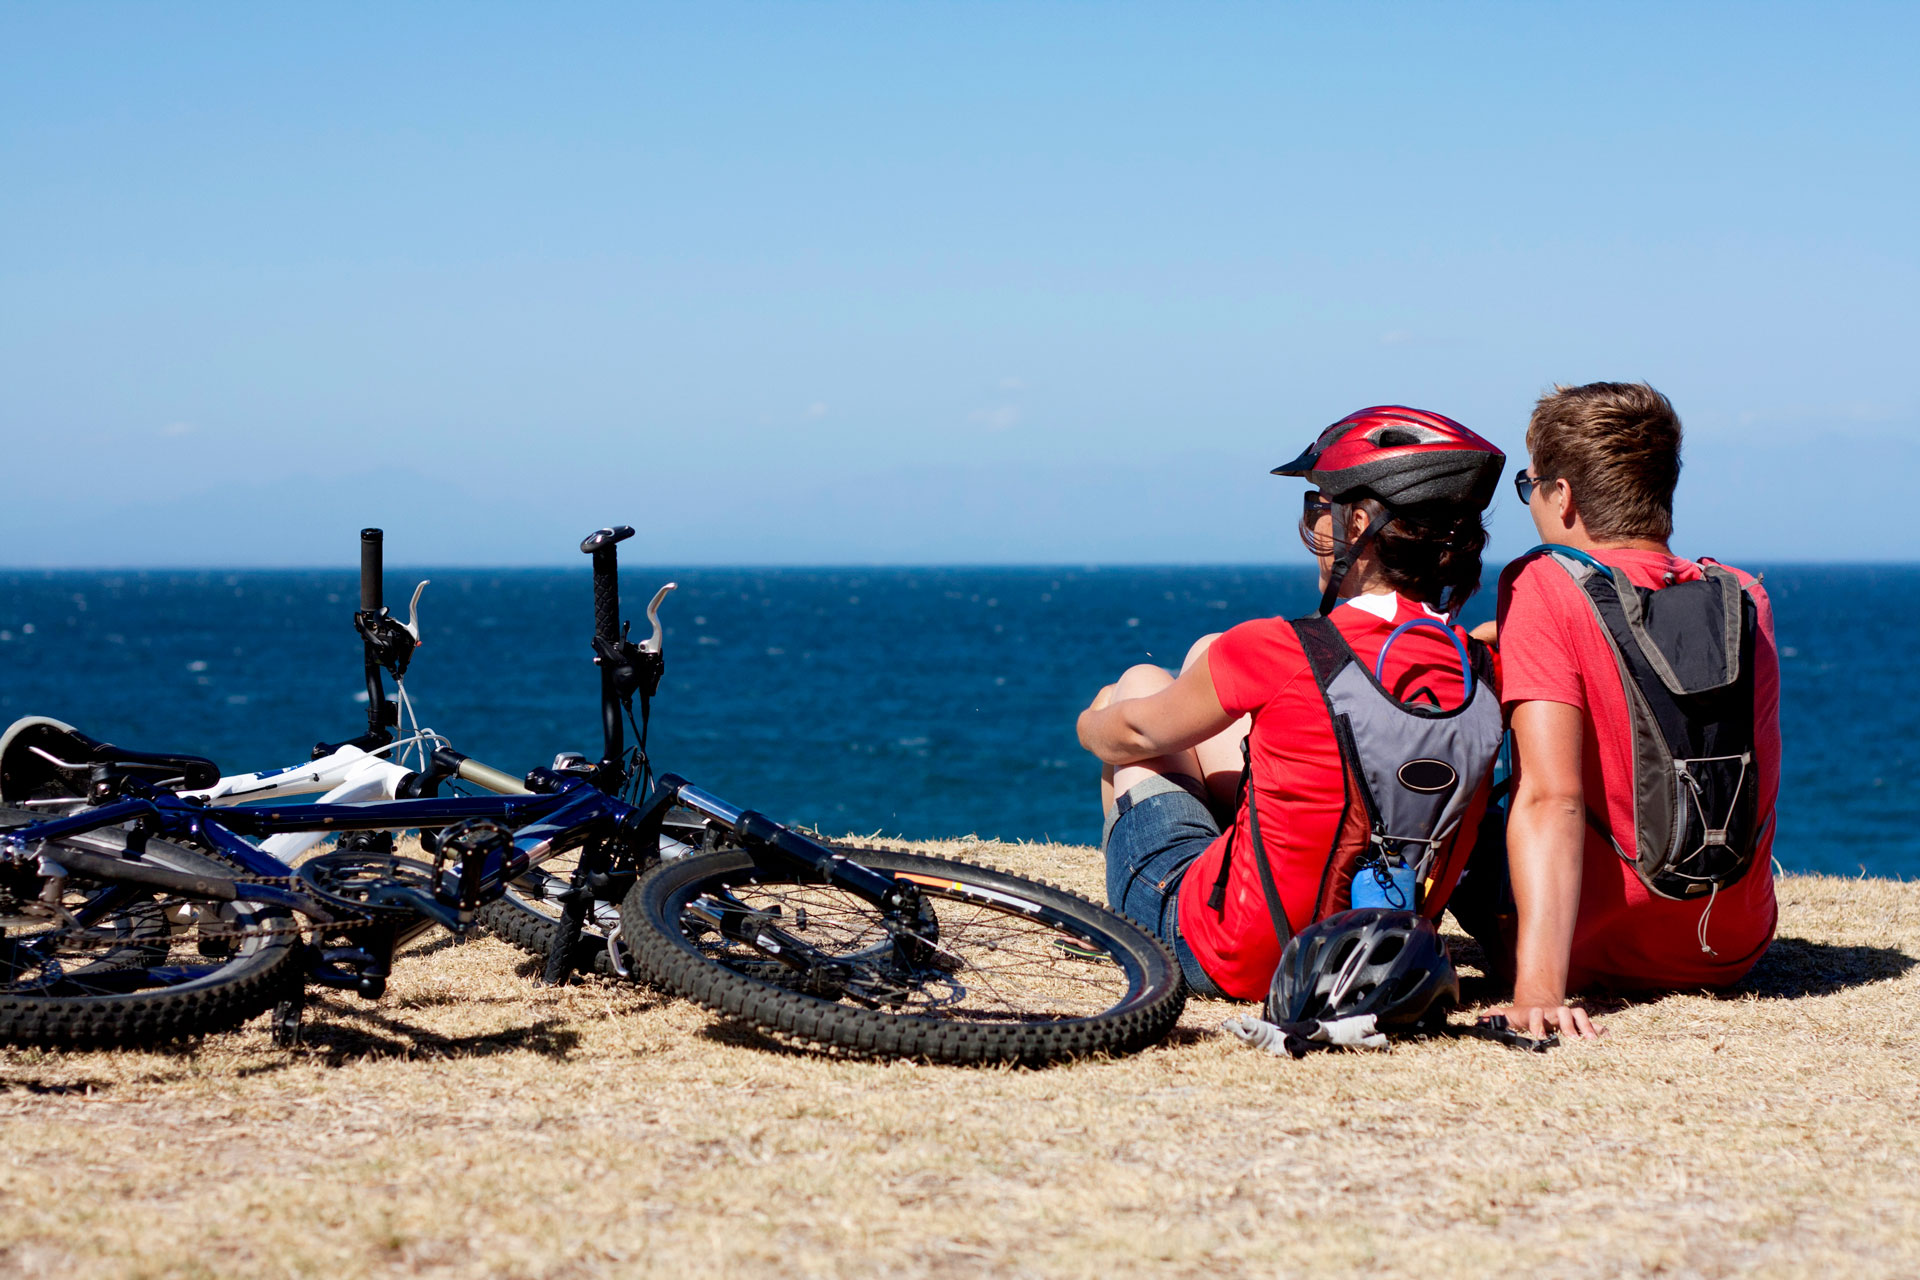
1350, 497, 1489, 616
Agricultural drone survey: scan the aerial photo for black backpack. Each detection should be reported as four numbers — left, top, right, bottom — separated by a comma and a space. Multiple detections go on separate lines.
1529, 546, 1763, 901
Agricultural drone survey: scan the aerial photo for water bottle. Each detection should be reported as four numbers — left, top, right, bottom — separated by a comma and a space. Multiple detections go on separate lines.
1351, 857, 1418, 910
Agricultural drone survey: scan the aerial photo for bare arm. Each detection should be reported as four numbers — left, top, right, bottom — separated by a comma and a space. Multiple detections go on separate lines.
1078, 650, 1235, 766
1487, 699, 1604, 1040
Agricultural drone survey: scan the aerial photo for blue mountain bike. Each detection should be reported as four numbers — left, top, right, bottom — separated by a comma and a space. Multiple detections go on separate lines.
0, 528, 1185, 1063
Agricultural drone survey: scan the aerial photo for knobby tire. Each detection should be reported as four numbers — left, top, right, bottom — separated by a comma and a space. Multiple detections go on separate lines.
0, 807, 302, 1048
623, 845, 1185, 1065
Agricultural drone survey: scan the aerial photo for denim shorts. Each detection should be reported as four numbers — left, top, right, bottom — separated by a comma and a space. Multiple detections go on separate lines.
1103, 775, 1228, 999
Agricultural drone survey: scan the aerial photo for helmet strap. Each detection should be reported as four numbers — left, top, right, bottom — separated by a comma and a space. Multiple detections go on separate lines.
1317, 507, 1393, 617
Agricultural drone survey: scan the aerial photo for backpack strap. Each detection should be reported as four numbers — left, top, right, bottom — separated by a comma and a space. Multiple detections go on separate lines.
1205, 750, 1250, 912
1204, 615, 1358, 944
1293, 614, 1381, 832
1240, 736, 1298, 954
1292, 613, 1354, 688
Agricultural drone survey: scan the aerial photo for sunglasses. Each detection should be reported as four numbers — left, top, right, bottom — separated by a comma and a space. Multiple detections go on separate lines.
1302, 491, 1335, 522
1513, 468, 1548, 504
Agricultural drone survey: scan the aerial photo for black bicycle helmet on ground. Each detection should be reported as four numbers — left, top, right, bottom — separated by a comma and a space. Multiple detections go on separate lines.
1266, 908, 1460, 1030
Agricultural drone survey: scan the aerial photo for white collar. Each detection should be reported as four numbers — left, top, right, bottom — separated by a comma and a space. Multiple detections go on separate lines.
1340, 591, 1448, 624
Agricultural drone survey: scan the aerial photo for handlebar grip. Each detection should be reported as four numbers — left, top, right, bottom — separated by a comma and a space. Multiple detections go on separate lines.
360, 528, 384, 614
591, 549, 620, 642
455, 758, 531, 796
580, 527, 635, 643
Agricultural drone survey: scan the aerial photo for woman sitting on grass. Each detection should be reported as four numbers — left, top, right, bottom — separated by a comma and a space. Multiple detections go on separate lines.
1077, 408, 1506, 1001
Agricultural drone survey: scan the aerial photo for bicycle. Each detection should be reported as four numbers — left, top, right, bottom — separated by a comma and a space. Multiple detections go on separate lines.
3, 528, 703, 978
0, 527, 1186, 1063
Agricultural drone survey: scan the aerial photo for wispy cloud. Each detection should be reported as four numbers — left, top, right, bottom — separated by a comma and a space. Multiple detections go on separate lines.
158, 422, 196, 437
970, 405, 1021, 432
803, 402, 828, 420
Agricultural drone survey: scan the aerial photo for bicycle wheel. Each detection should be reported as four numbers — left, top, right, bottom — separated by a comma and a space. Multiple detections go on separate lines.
0, 807, 302, 1048
623, 845, 1186, 1065
480, 810, 725, 976
477, 846, 623, 976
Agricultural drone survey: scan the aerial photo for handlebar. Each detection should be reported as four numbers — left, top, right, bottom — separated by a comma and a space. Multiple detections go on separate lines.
581, 526, 637, 781
453, 756, 531, 796
581, 525, 634, 645
360, 528, 383, 614
330, 528, 428, 756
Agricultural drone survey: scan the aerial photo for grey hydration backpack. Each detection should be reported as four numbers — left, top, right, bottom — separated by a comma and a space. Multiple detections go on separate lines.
1207, 612, 1505, 948
1529, 546, 1761, 900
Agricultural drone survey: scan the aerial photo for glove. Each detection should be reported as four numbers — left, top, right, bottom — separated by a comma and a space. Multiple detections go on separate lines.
1222, 1013, 1388, 1058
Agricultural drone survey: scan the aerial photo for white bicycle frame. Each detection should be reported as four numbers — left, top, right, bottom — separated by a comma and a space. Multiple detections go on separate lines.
185, 734, 459, 860
3, 575, 529, 859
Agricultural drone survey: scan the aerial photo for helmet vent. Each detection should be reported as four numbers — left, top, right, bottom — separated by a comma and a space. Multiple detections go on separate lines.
1369, 933, 1406, 965
1389, 970, 1430, 1004
1370, 426, 1437, 447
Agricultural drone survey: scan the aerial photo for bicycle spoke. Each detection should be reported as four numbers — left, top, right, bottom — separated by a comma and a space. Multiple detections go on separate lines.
685, 876, 1134, 1021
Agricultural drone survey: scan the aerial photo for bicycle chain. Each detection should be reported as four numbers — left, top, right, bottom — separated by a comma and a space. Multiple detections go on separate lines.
34, 869, 384, 955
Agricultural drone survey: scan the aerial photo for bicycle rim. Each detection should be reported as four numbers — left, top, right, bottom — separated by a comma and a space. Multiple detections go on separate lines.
0, 808, 300, 1047
624, 845, 1185, 1064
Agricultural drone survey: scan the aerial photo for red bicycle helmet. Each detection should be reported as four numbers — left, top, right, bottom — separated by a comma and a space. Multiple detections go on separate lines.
1274, 406, 1504, 510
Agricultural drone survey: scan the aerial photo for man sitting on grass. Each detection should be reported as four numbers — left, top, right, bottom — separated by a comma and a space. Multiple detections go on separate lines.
1485, 382, 1780, 1041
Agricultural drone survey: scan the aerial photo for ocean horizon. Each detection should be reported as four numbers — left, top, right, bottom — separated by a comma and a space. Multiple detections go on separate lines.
4, 562, 1914, 880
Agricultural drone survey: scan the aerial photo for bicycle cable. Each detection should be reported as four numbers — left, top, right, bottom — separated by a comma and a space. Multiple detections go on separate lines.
622, 695, 653, 806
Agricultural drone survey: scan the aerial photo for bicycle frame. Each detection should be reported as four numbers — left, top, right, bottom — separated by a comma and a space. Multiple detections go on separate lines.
1, 524, 932, 1036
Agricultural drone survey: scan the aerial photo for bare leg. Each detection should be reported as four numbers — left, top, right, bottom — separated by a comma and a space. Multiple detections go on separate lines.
1180, 633, 1252, 807
1096, 664, 1207, 815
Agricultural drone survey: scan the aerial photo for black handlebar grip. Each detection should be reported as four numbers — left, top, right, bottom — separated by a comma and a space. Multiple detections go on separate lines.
360, 528, 384, 614
591, 549, 620, 642
580, 526, 635, 643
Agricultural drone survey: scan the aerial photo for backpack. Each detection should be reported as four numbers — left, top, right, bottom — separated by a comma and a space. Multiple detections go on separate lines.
1528, 546, 1762, 900
1206, 612, 1505, 949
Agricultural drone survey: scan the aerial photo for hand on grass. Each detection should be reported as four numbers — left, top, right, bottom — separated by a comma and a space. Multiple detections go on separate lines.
1482, 1002, 1605, 1041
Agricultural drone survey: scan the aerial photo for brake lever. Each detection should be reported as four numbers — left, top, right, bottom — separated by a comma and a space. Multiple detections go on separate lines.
403, 580, 430, 644
641, 583, 677, 654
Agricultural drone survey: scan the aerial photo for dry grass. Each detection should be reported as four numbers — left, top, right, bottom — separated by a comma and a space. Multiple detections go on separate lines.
1, 841, 1916, 1280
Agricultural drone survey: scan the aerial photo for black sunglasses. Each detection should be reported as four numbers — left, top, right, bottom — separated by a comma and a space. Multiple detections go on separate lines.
1302, 491, 1334, 522
1514, 468, 1546, 504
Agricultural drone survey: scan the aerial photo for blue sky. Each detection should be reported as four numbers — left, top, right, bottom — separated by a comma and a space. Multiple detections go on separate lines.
3, 2, 1915, 567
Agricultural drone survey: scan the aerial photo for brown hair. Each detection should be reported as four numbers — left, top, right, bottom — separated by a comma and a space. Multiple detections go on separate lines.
1526, 381, 1682, 541
1298, 497, 1490, 615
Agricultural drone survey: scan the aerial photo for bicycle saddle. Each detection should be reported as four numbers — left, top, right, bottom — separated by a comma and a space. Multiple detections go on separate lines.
0, 716, 222, 803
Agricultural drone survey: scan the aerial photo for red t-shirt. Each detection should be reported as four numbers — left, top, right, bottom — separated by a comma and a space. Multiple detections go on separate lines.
1497, 549, 1779, 989
1176, 594, 1494, 1000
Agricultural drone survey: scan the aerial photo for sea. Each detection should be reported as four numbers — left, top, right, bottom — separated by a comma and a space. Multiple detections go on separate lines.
1, 564, 1914, 879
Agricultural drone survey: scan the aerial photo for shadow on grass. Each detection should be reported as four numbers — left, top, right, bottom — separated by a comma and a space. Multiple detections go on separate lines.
1725, 936, 1916, 999
0, 1078, 116, 1095
694, 1019, 814, 1059
1158, 1024, 1229, 1049
236, 1003, 585, 1072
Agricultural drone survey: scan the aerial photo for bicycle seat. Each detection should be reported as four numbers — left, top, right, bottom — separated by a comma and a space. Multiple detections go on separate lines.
0, 716, 222, 803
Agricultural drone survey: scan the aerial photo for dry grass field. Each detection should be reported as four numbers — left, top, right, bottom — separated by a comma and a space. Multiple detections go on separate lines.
2, 840, 1916, 1280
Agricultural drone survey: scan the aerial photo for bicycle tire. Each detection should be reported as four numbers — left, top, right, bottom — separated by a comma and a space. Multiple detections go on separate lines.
480, 811, 725, 977
0, 807, 302, 1048
476, 846, 619, 976
623, 845, 1186, 1065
